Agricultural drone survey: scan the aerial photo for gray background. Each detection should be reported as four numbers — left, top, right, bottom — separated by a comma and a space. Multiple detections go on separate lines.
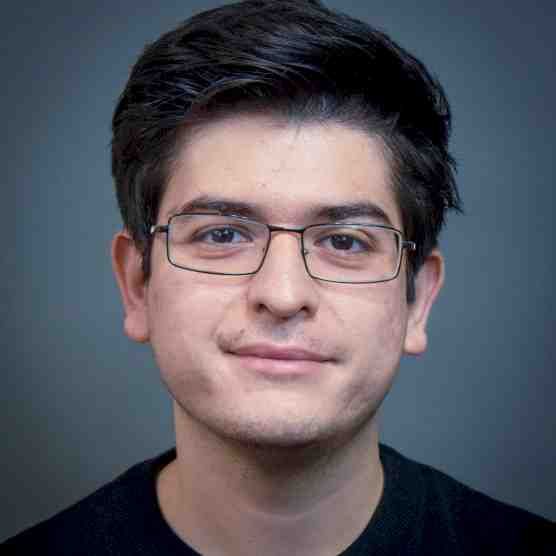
2, 0, 555, 541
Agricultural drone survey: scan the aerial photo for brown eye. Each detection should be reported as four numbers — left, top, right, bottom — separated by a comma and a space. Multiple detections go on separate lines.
317, 233, 369, 253
194, 227, 251, 245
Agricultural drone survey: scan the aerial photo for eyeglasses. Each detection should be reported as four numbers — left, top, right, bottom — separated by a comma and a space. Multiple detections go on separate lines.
150, 212, 416, 284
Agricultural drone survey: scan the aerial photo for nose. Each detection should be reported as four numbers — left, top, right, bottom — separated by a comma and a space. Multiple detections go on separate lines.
246, 230, 319, 320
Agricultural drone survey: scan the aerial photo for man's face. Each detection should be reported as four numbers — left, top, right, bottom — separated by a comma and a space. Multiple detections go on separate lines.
118, 116, 437, 447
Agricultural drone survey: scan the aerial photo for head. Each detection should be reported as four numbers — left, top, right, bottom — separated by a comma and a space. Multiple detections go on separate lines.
111, 0, 461, 449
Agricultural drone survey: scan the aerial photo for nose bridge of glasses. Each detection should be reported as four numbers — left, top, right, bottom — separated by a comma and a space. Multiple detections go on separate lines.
265, 225, 306, 254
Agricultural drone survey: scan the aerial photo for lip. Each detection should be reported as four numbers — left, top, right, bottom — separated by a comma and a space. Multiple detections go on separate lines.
231, 344, 330, 362
229, 344, 332, 376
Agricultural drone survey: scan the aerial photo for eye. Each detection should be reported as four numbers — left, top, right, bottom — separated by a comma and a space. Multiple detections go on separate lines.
317, 233, 370, 253
195, 227, 251, 244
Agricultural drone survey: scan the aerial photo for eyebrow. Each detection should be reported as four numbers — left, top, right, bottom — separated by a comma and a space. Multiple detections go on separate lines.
169, 195, 394, 227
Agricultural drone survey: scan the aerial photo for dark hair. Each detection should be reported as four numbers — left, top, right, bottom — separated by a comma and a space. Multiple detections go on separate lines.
111, 0, 461, 301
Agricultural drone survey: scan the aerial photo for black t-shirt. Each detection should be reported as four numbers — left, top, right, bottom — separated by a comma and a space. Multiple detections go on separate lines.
2, 444, 554, 555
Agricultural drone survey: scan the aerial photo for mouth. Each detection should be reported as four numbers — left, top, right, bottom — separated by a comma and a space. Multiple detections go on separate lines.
228, 344, 333, 377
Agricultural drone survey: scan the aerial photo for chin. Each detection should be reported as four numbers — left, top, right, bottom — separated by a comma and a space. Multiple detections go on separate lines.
179, 396, 378, 453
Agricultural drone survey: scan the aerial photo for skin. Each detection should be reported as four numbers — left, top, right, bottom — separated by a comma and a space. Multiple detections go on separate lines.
112, 116, 444, 556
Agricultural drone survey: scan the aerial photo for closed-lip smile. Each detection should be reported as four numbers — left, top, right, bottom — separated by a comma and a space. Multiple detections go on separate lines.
231, 344, 331, 362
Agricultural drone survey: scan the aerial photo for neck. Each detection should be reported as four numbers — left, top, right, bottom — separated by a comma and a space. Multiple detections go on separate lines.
156, 402, 384, 556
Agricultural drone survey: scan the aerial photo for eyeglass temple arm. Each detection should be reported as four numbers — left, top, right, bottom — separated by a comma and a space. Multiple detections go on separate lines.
150, 224, 168, 235
402, 240, 416, 251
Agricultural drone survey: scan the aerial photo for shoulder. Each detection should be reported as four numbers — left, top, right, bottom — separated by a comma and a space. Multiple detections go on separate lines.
1, 448, 177, 555
379, 444, 555, 555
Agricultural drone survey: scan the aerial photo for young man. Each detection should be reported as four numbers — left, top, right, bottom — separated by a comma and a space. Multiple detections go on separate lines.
4, 0, 554, 554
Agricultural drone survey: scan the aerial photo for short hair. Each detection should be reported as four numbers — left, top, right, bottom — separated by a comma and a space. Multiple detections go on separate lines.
111, 0, 462, 301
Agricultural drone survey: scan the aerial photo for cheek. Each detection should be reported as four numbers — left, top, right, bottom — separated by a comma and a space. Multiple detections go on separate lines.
340, 290, 408, 392
146, 274, 233, 385
341, 285, 407, 357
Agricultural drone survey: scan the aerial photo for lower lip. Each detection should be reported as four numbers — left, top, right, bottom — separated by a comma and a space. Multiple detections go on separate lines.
231, 354, 327, 377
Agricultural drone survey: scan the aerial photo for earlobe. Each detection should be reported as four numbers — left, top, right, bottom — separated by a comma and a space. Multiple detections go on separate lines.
111, 231, 150, 343
403, 249, 445, 356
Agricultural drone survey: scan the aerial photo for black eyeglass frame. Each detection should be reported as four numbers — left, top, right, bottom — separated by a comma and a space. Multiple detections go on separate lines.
150, 212, 417, 284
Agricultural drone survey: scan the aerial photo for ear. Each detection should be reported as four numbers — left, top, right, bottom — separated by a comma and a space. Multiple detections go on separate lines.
403, 249, 445, 355
111, 230, 150, 343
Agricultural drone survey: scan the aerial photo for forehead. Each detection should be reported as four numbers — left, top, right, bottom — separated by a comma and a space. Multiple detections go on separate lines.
161, 116, 401, 228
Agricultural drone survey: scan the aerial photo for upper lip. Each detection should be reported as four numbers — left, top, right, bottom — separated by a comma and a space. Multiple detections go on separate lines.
231, 344, 330, 362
